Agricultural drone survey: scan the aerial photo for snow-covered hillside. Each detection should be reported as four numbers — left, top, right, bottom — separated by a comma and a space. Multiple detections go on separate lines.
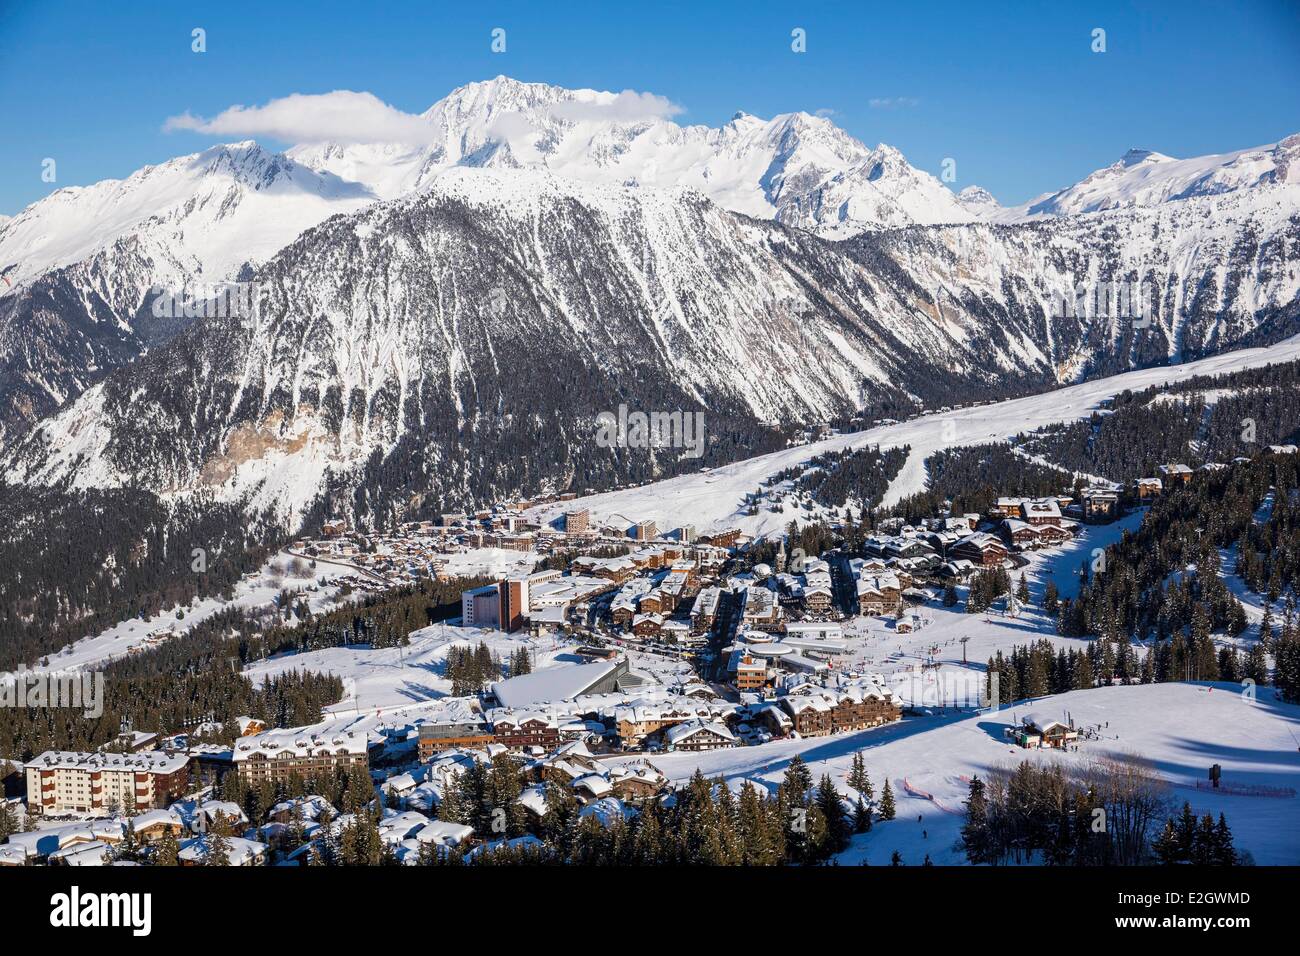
0, 141, 372, 291
2, 76, 1298, 525
526, 332, 1300, 539
1003, 134, 1300, 221
631, 682, 1300, 865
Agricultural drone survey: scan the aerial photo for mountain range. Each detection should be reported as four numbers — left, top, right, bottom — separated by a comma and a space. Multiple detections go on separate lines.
2, 76, 1298, 525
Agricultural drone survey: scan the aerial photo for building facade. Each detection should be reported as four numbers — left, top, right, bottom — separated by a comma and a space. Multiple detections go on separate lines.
25, 751, 190, 816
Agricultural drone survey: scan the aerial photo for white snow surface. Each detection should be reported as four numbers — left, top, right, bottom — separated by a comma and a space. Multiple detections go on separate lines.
288, 76, 976, 237
999, 135, 1300, 222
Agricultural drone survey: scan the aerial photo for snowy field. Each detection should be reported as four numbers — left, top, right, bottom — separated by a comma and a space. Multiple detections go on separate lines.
242, 622, 578, 717
623, 682, 1300, 866
526, 333, 1300, 539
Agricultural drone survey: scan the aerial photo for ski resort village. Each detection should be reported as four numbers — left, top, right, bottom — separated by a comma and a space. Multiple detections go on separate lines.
3, 4, 1300, 908
3, 360, 1300, 868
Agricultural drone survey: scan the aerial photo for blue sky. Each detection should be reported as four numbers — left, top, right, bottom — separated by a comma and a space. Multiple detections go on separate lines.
1, 0, 1298, 215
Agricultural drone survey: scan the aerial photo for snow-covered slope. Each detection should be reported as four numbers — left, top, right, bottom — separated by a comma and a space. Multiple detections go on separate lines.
5, 168, 1001, 517
1005, 134, 1300, 221
9, 163, 1300, 525
524, 331, 1300, 539
0, 143, 374, 439
855, 182, 1300, 376
637, 682, 1300, 865
0, 141, 373, 290
289, 76, 976, 236
955, 185, 1004, 220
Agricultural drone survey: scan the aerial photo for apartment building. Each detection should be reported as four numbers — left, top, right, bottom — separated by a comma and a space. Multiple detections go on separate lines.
25, 750, 190, 816
231, 722, 370, 787
564, 508, 590, 533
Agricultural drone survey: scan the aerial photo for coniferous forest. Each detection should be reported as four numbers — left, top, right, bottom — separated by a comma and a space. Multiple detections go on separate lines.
1016, 360, 1300, 481
0, 482, 285, 670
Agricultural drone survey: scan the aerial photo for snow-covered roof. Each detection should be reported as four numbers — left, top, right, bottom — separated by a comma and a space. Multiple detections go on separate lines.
665, 720, 735, 744
490, 658, 623, 708
178, 836, 267, 866
49, 840, 112, 866
131, 808, 184, 832
231, 715, 372, 762
25, 749, 189, 774
414, 820, 474, 846
578, 797, 637, 827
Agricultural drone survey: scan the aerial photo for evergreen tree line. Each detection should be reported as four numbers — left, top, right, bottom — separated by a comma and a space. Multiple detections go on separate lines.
771, 445, 911, 509
960, 759, 1226, 866
256, 574, 492, 659
0, 482, 286, 670
446, 641, 505, 697
1060, 455, 1292, 642
0, 606, 342, 761
402, 753, 901, 866
1017, 360, 1300, 481
887, 444, 1077, 524
1151, 802, 1241, 865
1056, 455, 1300, 699
1237, 486, 1300, 603
965, 567, 1013, 613
1017, 390, 1206, 482
986, 633, 1271, 703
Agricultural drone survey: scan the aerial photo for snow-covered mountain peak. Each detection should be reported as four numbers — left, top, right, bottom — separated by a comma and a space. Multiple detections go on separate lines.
0, 141, 373, 291
1118, 147, 1173, 168
286, 76, 970, 234
956, 185, 1004, 220
1017, 134, 1300, 219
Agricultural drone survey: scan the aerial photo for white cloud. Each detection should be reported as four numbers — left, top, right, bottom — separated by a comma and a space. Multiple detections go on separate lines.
164, 91, 436, 145
486, 111, 540, 146
549, 90, 684, 124
868, 97, 921, 110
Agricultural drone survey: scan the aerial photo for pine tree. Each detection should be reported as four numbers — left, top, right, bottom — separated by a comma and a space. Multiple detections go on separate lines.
960, 775, 991, 864
814, 774, 851, 857
1043, 580, 1060, 614
853, 798, 872, 834
154, 827, 180, 866
1174, 801, 1197, 860
1152, 819, 1181, 865
1191, 814, 1217, 865
206, 832, 231, 867
1212, 813, 1237, 866
847, 752, 868, 794
1016, 573, 1030, 604
878, 779, 896, 821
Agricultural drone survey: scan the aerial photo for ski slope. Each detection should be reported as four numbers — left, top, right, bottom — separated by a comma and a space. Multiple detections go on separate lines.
527, 334, 1300, 539
624, 682, 1300, 865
